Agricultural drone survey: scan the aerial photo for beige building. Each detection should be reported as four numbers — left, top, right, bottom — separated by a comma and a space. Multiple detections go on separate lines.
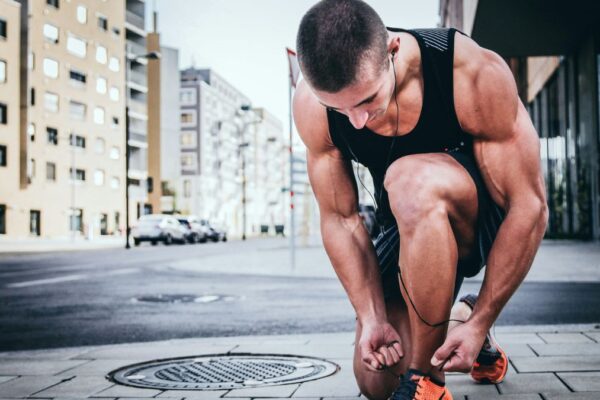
0, 0, 21, 236
1, 0, 130, 238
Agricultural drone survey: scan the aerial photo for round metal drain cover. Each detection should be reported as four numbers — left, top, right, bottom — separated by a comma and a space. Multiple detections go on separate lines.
133, 294, 236, 304
108, 353, 339, 390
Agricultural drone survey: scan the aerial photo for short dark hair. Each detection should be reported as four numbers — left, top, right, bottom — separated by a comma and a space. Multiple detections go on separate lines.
296, 0, 389, 93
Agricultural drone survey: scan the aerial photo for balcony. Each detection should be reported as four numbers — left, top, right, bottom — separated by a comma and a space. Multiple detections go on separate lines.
128, 98, 147, 115
126, 41, 148, 60
126, 10, 144, 30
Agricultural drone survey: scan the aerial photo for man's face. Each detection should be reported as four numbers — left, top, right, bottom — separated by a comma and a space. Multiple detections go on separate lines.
311, 58, 394, 130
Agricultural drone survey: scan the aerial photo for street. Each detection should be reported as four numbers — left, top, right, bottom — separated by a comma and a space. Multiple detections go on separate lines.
1, 238, 600, 351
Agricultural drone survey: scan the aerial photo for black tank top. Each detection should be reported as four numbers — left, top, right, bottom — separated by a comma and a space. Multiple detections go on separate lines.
327, 27, 471, 226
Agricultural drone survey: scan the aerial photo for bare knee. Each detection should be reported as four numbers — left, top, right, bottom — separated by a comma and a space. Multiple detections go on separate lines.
354, 365, 399, 400
384, 159, 448, 231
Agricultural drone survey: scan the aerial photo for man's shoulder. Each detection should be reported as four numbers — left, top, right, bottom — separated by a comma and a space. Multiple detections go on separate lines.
453, 33, 518, 138
293, 80, 335, 153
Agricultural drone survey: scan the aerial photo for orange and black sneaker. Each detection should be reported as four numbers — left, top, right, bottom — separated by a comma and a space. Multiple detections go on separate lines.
459, 294, 509, 384
390, 369, 453, 400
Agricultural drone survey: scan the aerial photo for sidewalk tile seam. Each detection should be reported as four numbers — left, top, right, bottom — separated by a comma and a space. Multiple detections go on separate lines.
53, 358, 95, 375
527, 343, 541, 357
552, 372, 575, 393
536, 333, 549, 344
28, 374, 76, 397
582, 332, 599, 343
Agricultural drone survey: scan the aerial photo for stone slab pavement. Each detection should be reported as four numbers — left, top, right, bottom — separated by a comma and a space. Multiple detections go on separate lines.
1, 324, 599, 399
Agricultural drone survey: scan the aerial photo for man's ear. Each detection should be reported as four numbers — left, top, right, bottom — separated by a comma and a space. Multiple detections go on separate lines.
387, 35, 400, 57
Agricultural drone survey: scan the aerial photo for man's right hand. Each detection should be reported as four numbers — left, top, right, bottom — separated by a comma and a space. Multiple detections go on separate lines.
358, 320, 404, 372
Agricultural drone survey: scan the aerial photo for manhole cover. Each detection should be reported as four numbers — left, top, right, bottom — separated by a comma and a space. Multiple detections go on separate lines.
133, 294, 236, 304
108, 353, 339, 390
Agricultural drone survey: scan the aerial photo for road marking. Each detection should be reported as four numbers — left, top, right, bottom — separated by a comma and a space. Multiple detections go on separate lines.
5, 268, 139, 288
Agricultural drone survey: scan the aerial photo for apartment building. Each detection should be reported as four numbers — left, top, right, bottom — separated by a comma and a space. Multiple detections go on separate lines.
124, 0, 151, 222
1, 0, 127, 238
178, 67, 288, 237
0, 0, 21, 236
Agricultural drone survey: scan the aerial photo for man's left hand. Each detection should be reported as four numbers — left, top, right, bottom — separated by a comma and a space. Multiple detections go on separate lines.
430, 321, 487, 373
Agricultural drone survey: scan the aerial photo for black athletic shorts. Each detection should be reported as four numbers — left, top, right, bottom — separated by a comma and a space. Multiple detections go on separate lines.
373, 151, 506, 301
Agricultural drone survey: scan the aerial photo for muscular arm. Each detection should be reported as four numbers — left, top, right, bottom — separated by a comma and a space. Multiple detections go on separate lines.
293, 80, 387, 326
454, 35, 549, 333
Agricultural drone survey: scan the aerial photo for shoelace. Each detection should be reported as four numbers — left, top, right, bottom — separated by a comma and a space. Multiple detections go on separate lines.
390, 375, 422, 400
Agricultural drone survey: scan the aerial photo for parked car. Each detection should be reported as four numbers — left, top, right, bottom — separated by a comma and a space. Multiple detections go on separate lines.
358, 204, 378, 238
132, 214, 187, 246
201, 219, 227, 242
177, 215, 208, 243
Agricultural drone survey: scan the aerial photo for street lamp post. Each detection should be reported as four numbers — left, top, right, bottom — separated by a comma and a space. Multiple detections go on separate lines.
124, 46, 160, 249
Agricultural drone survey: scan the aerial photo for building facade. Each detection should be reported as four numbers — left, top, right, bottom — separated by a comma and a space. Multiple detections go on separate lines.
178, 67, 287, 238
1, 0, 128, 239
0, 0, 21, 236
440, 0, 600, 240
124, 0, 151, 223
157, 45, 180, 214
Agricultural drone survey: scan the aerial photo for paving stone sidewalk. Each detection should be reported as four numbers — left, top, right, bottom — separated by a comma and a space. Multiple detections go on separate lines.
1, 324, 599, 400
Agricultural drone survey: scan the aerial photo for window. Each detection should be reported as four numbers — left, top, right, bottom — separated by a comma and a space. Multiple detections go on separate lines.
180, 111, 196, 127
181, 154, 196, 169
108, 56, 119, 72
43, 58, 58, 79
70, 167, 85, 181
95, 137, 105, 154
0, 145, 6, 167
96, 76, 107, 93
0, 19, 6, 39
27, 123, 35, 142
69, 133, 85, 148
30, 210, 41, 236
180, 131, 196, 147
94, 169, 105, 186
67, 35, 86, 58
0, 60, 6, 83
76, 5, 87, 24
95, 45, 107, 64
46, 162, 56, 181
98, 15, 108, 31
0, 103, 6, 124
30, 87, 35, 106
46, 0, 59, 9
70, 208, 83, 232
28, 52, 34, 70
43, 24, 59, 43
180, 88, 196, 105
110, 176, 120, 190
0, 204, 5, 234
69, 100, 86, 120
93, 107, 105, 124
44, 92, 59, 112
111, 116, 119, 127
100, 213, 108, 235
69, 69, 86, 85
183, 180, 192, 198
112, 27, 120, 36
109, 146, 120, 160
27, 158, 35, 183
109, 86, 119, 101
46, 127, 58, 145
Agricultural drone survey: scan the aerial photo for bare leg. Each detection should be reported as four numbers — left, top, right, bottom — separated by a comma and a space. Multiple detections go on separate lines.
353, 297, 412, 400
384, 153, 479, 383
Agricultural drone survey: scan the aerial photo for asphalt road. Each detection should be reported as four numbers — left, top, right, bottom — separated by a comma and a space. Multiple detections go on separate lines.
1, 239, 599, 351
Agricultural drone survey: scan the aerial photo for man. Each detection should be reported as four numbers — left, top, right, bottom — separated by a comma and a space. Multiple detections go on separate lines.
293, 1, 548, 399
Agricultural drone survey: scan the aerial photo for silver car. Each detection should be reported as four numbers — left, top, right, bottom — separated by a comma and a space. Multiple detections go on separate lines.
132, 214, 186, 246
